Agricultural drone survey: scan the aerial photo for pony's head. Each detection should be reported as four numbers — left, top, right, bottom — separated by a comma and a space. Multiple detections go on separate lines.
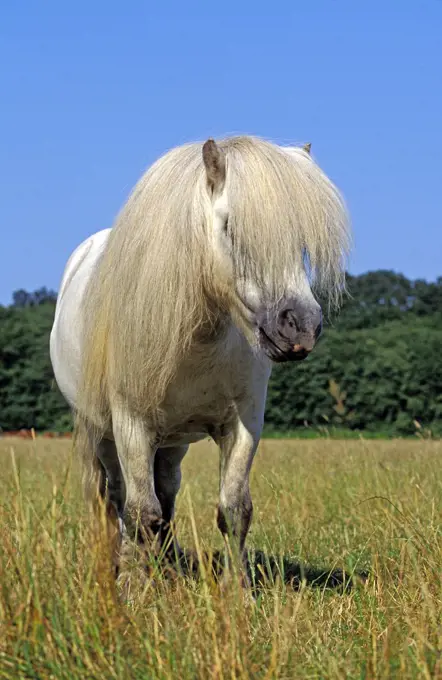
80, 135, 350, 422
201, 137, 350, 362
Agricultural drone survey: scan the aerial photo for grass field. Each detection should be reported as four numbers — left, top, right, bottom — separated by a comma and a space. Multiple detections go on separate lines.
0, 437, 441, 679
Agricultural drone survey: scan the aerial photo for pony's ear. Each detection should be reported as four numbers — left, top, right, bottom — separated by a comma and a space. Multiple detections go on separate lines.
302, 142, 312, 155
202, 139, 226, 192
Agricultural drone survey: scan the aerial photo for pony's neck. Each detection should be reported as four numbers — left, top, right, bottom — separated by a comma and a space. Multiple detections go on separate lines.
192, 296, 230, 346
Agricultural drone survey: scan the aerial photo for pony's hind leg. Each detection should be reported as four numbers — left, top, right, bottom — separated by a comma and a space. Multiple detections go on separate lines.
154, 445, 188, 563
96, 438, 126, 576
97, 438, 125, 517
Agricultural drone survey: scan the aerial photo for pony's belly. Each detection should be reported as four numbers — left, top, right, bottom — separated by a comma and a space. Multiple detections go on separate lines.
161, 431, 209, 447
160, 419, 212, 447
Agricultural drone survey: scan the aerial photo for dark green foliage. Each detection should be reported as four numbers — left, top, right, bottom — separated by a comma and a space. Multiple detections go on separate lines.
11, 287, 57, 308
0, 301, 71, 432
266, 271, 442, 437
265, 319, 442, 436
0, 271, 441, 435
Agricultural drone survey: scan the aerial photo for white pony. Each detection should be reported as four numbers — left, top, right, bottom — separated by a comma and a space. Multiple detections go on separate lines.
50, 136, 350, 584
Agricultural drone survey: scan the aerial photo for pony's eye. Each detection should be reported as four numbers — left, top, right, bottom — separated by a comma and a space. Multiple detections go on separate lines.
223, 218, 234, 248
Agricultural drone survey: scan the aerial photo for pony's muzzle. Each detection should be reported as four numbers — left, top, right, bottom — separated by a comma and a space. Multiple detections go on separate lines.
258, 302, 322, 363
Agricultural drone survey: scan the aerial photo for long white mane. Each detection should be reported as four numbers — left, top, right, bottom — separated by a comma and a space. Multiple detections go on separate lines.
77, 136, 350, 426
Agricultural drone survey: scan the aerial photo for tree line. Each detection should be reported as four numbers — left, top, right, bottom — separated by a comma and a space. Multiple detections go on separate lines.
0, 274, 441, 436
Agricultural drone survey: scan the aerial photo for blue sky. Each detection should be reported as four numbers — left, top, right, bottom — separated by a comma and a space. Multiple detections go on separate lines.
1, 0, 441, 304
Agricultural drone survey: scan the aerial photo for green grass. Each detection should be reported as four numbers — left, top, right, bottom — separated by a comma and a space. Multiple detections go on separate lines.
262, 426, 439, 440
262, 426, 397, 439
0, 437, 441, 678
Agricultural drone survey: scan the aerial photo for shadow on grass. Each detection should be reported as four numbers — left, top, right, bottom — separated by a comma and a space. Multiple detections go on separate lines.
169, 548, 369, 594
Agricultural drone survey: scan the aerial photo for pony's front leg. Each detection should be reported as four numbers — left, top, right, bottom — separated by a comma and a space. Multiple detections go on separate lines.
111, 408, 162, 594
216, 417, 261, 588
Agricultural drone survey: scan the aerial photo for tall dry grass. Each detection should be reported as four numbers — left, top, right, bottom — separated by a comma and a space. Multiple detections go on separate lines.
0, 437, 440, 678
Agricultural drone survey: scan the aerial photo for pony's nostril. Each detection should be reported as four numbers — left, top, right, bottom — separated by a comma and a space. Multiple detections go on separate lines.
280, 309, 298, 331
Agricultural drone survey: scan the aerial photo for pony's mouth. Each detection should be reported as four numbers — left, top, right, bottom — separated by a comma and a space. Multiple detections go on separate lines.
258, 327, 309, 363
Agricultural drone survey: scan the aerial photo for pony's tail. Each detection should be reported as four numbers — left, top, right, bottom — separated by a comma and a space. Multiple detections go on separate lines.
73, 411, 122, 582
73, 412, 105, 512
